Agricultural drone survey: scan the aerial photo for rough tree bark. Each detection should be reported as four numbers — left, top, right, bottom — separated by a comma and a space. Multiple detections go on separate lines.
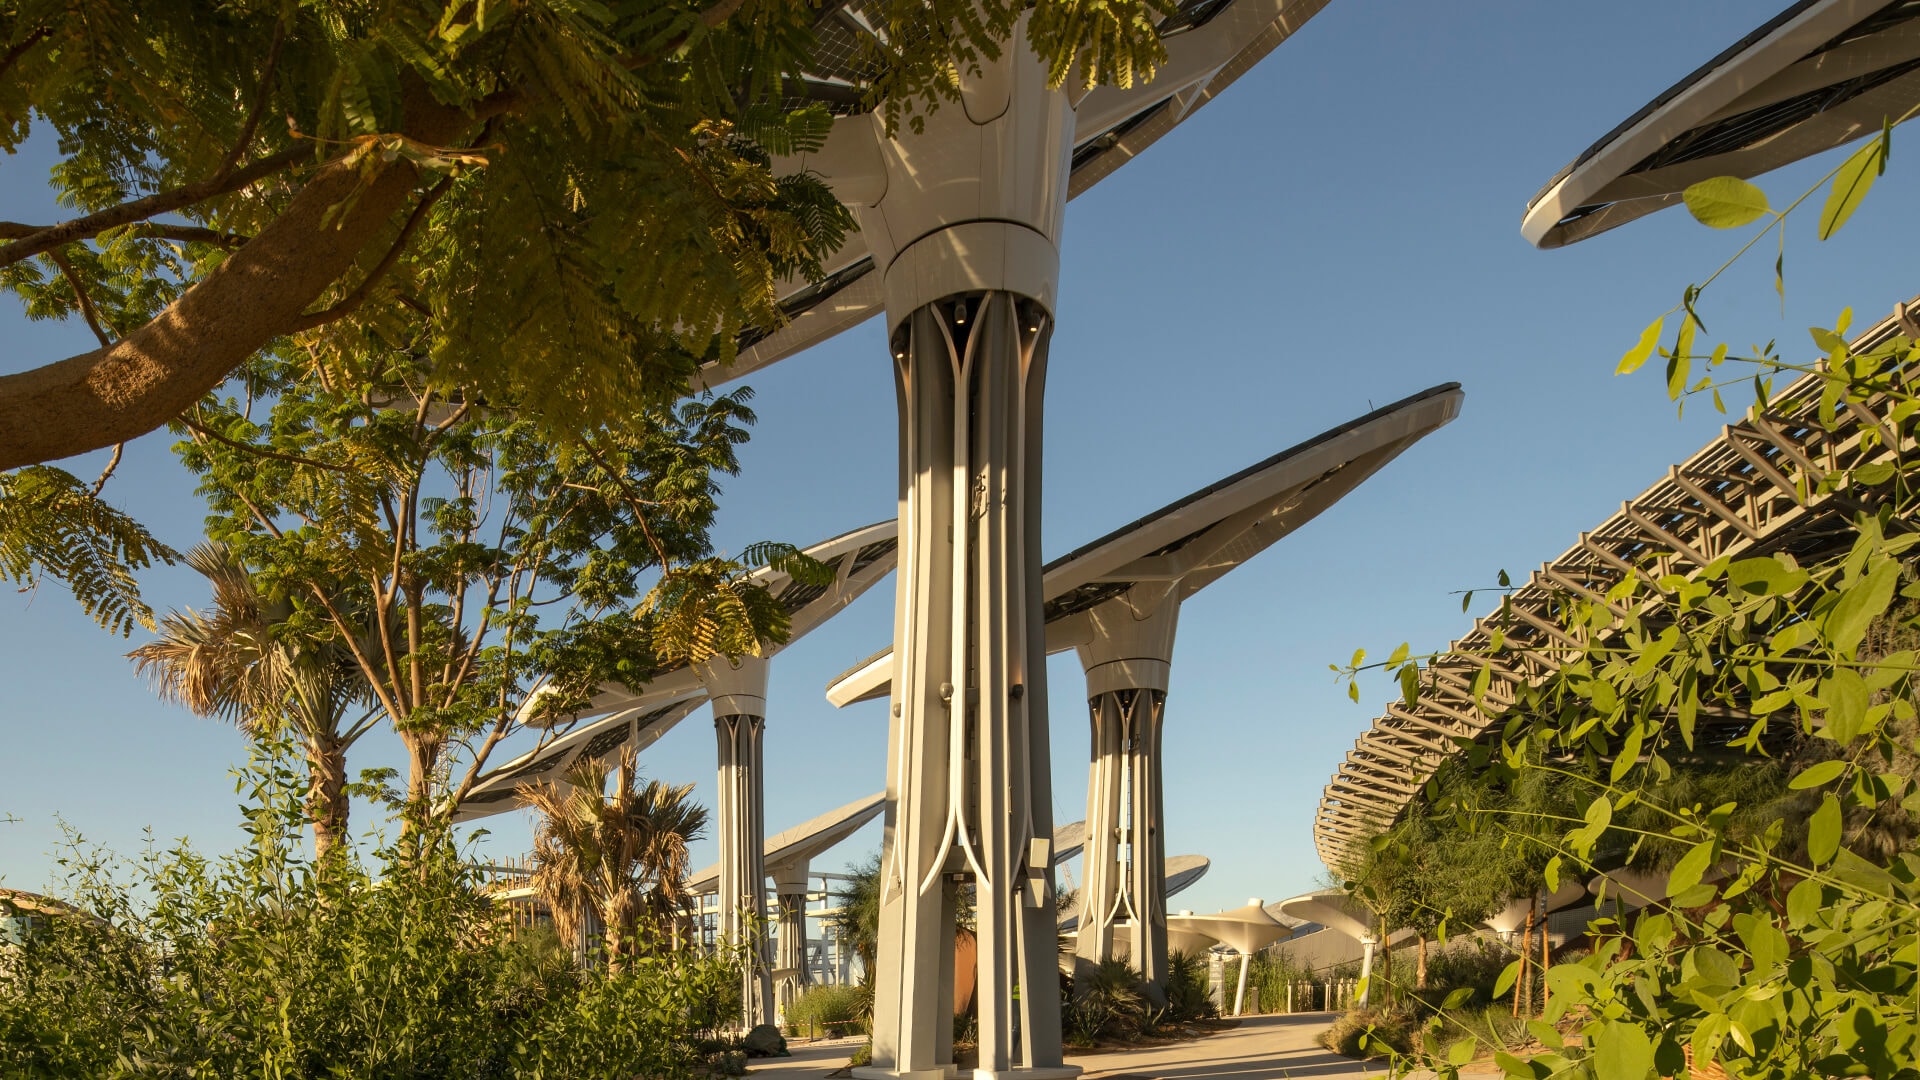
0, 90, 465, 469
307, 740, 349, 863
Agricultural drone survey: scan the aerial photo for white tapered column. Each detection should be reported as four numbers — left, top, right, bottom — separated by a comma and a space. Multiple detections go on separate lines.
774, 860, 812, 1016
846, 17, 1077, 1080
703, 655, 775, 1030
1074, 598, 1178, 997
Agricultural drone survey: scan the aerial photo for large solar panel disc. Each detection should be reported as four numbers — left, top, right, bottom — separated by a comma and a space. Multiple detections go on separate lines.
1524, 0, 1920, 249
696, 0, 1335, 387
826, 384, 1463, 705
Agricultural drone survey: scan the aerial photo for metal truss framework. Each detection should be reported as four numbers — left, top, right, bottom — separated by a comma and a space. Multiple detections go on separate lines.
1314, 301, 1920, 871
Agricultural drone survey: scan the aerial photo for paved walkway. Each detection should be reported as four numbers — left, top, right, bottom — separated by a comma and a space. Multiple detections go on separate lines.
748, 1014, 1385, 1080
1070, 1013, 1385, 1080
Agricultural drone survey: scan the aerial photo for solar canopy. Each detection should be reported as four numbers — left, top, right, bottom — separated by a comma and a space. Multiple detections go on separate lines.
688, 791, 885, 893
695, 0, 1338, 387
1524, 0, 1920, 248
826, 384, 1464, 705
453, 521, 899, 820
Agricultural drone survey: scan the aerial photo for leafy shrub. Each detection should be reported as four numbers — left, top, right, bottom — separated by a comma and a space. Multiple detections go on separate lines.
1062, 958, 1148, 1047
784, 983, 869, 1037
1407, 936, 1517, 1011
1317, 1008, 1415, 1059
0, 748, 739, 1079
1162, 948, 1217, 1023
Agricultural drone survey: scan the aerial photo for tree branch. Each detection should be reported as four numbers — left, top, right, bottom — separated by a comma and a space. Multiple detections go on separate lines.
89, 443, 123, 497
0, 147, 306, 270
0, 222, 249, 247
178, 414, 352, 472
46, 249, 113, 347
0, 27, 49, 84
0, 83, 468, 469
283, 174, 453, 334
214, 15, 288, 181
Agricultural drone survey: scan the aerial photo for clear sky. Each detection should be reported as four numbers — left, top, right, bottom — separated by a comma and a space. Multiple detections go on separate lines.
4, 1, 1914, 917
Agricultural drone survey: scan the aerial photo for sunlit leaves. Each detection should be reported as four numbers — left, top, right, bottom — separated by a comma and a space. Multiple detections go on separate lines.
1619, 316, 1664, 374
1819, 134, 1888, 240
1682, 177, 1771, 229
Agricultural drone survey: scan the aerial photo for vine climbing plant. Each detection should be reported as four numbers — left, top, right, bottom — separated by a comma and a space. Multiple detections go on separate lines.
1338, 127, 1920, 1079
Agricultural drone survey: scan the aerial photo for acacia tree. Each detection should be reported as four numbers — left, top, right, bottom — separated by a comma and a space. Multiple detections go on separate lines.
0, 0, 1176, 470
176, 343, 799, 820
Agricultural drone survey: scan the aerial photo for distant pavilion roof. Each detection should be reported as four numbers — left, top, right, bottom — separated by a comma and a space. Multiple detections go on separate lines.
1313, 299, 1920, 871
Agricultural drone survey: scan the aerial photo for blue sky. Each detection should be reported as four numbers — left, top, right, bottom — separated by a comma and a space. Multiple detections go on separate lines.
3, 1, 1914, 916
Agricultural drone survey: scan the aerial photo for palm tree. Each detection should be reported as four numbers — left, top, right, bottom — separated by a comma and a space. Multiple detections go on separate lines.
522, 746, 707, 972
129, 543, 376, 861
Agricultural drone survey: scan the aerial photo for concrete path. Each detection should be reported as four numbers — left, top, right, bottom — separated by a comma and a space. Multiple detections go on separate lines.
747, 1014, 1385, 1080
1071, 1013, 1386, 1080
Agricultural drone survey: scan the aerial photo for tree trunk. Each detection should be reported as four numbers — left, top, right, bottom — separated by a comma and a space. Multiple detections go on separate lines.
307, 741, 349, 864
1415, 932, 1428, 990
1515, 912, 1532, 1018
0, 85, 464, 469
404, 732, 442, 820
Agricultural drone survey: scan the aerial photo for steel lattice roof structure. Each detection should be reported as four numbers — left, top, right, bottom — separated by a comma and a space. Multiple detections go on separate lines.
1313, 300, 1920, 871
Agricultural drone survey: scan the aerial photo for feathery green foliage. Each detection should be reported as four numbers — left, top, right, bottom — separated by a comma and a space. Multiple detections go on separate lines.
0, 464, 175, 635
174, 347, 791, 818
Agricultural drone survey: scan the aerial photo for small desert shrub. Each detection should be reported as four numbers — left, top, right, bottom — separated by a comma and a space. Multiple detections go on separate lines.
1318, 1008, 1415, 1059
1162, 948, 1217, 1024
1063, 958, 1148, 1046
784, 983, 869, 1037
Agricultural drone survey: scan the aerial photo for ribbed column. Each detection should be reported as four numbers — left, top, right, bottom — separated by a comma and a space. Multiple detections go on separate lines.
1124, 690, 1167, 993
842, 16, 1074, 1078
774, 861, 812, 1017
715, 711, 774, 1027
1074, 599, 1177, 1001
1075, 695, 1126, 965
702, 652, 774, 1030
865, 291, 1068, 1080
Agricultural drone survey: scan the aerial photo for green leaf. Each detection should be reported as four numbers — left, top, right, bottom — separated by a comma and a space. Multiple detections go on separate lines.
1825, 558, 1900, 656
1448, 1038, 1477, 1066
1667, 840, 1716, 898
1818, 668, 1870, 743
1785, 877, 1823, 928
1544, 854, 1562, 893
1789, 759, 1847, 790
1493, 958, 1522, 999
1442, 987, 1475, 1011
1595, 1021, 1655, 1080
1619, 317, 1664, 374
1819, 137, 1885, 240
1526, 1020, 1564, 1049
1808, 794, 1842, 866
1682, 176, 1771, 228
